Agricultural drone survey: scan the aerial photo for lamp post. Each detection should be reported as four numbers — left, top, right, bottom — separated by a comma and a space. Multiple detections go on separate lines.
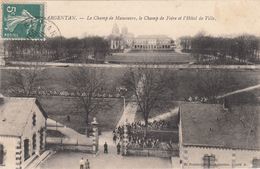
122, 95, 125, 112
117, 86, 127, 112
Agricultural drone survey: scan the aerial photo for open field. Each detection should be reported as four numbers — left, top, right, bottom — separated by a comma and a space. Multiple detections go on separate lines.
1, 67, 259, 133
106, 51, 195, 64
1, 67, 259, 102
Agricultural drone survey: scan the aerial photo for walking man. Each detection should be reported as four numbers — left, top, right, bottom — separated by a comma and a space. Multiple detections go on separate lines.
85, 159, 90, 169
117, 142, 121, 155
104, 142, 108, 153
79, 158, 84, 169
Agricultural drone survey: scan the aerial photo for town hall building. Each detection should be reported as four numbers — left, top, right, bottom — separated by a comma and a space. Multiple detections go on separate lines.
107, 24, 175, 52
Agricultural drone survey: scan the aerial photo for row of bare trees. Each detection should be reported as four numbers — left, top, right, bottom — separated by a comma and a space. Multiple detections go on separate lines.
4, 64, 255, 128
3, 36, 110, 63
179, 34, 260, 64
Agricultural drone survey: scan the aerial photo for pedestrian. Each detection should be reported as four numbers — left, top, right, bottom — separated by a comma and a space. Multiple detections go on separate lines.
117, 142, 121, 155
79, 157, 84, 169
84, 158, 90, 169
104, 142, 108, 153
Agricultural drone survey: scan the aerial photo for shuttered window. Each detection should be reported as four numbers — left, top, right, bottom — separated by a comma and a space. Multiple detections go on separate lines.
203, 155, 216, 169
0, 144, 4, 165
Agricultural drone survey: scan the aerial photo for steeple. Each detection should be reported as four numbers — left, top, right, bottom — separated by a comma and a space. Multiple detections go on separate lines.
112, 23, 120, 35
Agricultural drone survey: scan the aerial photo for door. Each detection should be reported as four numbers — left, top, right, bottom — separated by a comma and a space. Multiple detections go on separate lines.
24, 139, 30, 161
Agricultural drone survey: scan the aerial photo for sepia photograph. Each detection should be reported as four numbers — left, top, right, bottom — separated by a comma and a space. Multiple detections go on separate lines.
0, 0, 260, 169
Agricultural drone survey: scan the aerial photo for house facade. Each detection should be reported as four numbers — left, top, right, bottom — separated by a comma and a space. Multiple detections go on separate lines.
172, 103, 260, 169
0, 96, 47, 169
132, 35, 174, 51
107, 24, 174, 51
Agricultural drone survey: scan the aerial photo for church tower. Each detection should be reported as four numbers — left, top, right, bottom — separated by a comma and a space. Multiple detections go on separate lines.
112, 23, 120, 35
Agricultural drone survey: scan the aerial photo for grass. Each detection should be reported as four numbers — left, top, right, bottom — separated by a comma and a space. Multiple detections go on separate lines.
106, 51, 195, 64
39, 96, 123, 134
134, 101, 180, 128
1, 67, 259, 133
46, 130, 66, 138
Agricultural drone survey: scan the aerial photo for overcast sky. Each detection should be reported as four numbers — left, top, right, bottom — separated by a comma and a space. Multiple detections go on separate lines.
45, 0, 260, 39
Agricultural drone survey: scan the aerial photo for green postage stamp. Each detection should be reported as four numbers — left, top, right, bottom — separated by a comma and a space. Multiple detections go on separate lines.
2, 3, 44, 40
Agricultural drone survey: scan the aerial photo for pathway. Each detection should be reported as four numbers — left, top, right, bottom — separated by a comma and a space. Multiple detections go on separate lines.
148, 107, 179, 122
4, 61, 259, 70
116, 102, 138, 127
216, 84, 260, 99
46, 118, 92, 145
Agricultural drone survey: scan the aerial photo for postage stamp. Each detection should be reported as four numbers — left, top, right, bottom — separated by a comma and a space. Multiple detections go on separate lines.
2, 3, 45, 40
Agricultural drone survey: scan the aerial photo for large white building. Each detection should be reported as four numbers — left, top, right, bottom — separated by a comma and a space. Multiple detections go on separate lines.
0, 96, 47, 169
173, 103, 260, 169
132, 35, 174, 51
107, 24, 174, 51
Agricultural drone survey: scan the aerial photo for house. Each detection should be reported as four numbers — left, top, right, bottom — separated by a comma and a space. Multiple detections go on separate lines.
0, 95, 47, 169
173, 103, 260, 169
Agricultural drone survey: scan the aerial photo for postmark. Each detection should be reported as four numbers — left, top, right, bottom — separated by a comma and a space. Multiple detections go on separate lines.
2, 3, 45, 40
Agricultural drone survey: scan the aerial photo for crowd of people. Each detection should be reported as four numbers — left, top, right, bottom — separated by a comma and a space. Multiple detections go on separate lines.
185, 96, 209, 103
113, 120, 177, 150
128, 120, 173, 130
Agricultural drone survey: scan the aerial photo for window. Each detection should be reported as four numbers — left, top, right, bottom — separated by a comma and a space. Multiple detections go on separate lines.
0, 144, 4, 165
32, 114, 36, 126
39, 128, 44, 151
32, 134, 36, 155
252, 159, 260, 168
203, 155, 216, 169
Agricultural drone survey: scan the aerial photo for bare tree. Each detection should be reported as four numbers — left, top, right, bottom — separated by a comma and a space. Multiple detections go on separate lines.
122, 67, 169, 126
192, 70, 238, 101
7, 62, 46, 97
66, 67, 107, 135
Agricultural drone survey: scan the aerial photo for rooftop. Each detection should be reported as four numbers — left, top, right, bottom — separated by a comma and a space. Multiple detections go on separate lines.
136, 35, 172, 39
0, 96, 47, 137
180, 103, 260, 150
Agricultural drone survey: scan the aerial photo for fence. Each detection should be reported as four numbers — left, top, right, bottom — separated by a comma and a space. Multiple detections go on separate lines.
126, 147, 179, 158
46, 137, 93, 153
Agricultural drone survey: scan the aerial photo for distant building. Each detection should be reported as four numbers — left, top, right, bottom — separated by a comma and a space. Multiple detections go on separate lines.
173, 103, 260, 169
132, 35, 174, 51
107, 24, 174, 52
0, 95, 47, 169
108, 24, 124, 51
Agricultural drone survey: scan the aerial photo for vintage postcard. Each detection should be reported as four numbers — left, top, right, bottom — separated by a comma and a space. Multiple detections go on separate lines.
0, 0, 259, 169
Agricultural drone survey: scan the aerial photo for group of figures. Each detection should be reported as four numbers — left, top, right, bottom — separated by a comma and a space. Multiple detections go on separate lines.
126, 120, 174, 130
114, 120, 177, 150
103, 141, 122, 155
185, 96, 209, 103
79, 158, 90, 169
7, 88, 121, 98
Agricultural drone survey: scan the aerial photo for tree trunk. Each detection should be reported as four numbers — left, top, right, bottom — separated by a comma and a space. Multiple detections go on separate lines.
85, 113, 89, 137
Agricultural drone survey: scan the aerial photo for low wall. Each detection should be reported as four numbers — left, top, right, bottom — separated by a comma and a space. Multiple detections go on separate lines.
46, 137, 93, 153
46, 143, 93, 153
126, 148, 179, 158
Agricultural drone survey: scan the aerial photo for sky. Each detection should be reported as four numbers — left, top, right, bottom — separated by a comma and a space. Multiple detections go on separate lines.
6, 0, 260, 39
